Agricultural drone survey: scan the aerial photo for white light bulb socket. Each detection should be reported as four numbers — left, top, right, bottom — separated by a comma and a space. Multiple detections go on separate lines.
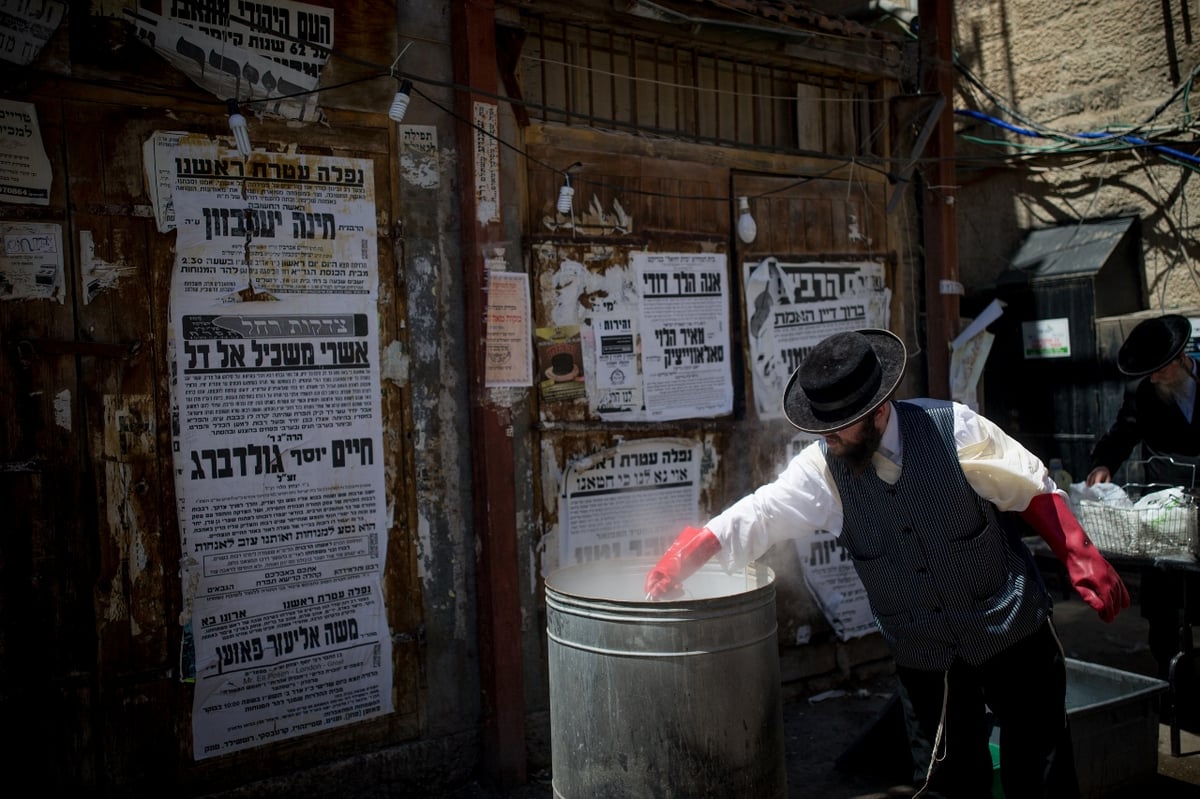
557, 183, 574, 215
736, 196, 757, 244
389, 79, 412, 123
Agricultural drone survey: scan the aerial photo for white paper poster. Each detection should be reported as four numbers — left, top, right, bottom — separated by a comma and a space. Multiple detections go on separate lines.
127, 8, 322, 122
485, 269, 533, 387
142, 131, 202, 234
632, 251, 733, 421
167, 141, 391, 759
0, 221, 62, 301
744, 258, 890, 419
164, 0, 334, 79
0, 0, 66, 66
590, 312, 642, 414
1022, 317, 1071, 359
560, 438, 702, 569
797, 529, 878, 641
0, 99, 52, 205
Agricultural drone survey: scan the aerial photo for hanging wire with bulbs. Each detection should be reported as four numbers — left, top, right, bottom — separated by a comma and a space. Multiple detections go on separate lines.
192, 6, 1152, 187
150, 20, 870, 235
226, 99, 253, 157
206, 66, 847, 245
735, 196, 757, 244
389, 79, 413, 123
387, 42, 415, 124
557, 162, 582, 217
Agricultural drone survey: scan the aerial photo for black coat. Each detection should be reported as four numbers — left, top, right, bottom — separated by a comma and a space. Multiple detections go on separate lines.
1089, 367, 1200, 487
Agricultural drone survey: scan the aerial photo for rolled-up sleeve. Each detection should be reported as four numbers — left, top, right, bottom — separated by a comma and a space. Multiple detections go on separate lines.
704, 443, 838, 571
952, 402, 1055, 511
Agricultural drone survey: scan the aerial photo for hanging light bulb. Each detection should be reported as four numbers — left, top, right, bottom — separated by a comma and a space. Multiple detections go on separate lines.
389, 79, 412, 123
226, 99, 252, 157
556, 174, 574, 216
736, 196, 757, 244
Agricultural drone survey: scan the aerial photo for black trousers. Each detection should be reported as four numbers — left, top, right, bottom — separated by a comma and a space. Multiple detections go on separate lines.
895, 620, 1080, 799
1140, 567, 1199, 677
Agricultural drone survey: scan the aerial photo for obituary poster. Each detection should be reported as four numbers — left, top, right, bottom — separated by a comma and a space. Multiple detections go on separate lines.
127, 8, 321, 122
632, 251, 733, 421
744, 258, 890, 420
167, 141, 392, 759
775, 432, 875, 640
797, 529, 878, 641
560, 437, 702, 569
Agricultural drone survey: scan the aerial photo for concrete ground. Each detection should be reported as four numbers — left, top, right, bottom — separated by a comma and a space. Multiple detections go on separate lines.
449, 584, 1198, 799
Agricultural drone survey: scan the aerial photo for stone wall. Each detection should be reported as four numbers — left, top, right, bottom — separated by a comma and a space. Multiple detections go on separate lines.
953, 0, 1200, 312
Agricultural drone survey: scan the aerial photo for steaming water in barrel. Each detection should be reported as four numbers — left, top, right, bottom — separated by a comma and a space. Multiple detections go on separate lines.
545, 557, 786, 798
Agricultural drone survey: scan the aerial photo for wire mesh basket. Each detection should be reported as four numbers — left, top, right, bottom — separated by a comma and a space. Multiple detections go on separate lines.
1075, 458, 1199, 558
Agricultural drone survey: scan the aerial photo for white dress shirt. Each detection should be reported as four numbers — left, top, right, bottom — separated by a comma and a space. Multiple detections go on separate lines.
706, 398, 1058, 573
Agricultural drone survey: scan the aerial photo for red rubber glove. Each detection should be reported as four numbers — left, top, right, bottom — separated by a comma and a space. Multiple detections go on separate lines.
644, 526, 721, 600
1019, 492, 1130, 622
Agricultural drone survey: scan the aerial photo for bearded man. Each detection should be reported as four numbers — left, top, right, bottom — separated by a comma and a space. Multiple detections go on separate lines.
1086, 313, 1200, 694
1087, 313, 1200, 488
644, 328, 1128, 799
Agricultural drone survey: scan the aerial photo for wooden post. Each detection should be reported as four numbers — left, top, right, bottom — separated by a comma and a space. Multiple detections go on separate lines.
451, 0, 527, 786
918, 0, 959, 398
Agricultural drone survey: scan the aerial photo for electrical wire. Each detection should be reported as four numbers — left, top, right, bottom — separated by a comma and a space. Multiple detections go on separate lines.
74, 5, 1200, 214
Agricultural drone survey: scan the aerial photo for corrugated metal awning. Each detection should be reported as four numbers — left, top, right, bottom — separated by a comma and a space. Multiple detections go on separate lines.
1002, 216, 1140, 282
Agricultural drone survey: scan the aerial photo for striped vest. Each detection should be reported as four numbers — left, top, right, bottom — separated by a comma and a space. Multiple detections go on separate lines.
826, 401, 1050, 670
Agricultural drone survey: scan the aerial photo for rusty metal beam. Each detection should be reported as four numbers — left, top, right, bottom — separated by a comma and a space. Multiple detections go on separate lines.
918, 0, 958, 398
451, 0, 527, 787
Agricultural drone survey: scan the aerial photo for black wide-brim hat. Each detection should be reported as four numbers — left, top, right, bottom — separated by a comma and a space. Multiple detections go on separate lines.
783, 329, 907, 433
1117, 314, 1192, 377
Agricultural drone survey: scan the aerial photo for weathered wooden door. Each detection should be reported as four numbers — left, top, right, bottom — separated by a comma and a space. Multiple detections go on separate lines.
0, 93, 417, 793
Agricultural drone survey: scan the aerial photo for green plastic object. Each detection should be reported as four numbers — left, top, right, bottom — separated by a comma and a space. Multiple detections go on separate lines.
989, 742, 1004, 799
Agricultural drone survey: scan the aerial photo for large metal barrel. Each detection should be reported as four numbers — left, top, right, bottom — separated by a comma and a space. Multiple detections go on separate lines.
545, 557, 786, 798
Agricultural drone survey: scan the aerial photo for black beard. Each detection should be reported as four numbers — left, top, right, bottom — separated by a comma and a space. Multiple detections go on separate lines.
830, 415, 884, 475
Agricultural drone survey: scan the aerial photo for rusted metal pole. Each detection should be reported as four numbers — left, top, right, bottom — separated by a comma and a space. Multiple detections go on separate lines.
451, 0, 526, 786
918, 0, 959, 398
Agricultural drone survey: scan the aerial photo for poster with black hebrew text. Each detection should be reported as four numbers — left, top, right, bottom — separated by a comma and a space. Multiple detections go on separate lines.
632, 251, 732, 421
167, 140, 391, 760
744, 258, 890, 420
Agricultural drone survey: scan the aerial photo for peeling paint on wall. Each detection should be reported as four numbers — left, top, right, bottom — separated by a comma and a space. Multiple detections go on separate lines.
536, 253, 638, 329
53, 388, 71, 431
541, 193, 633, 236
409, 255, 441, 362
700, 433, 721, 492
99, 395, 157, 633
399, 124, 439, 188
529, 534, 545, 596
81, 230, 135, 304
380, 340, 410, 386
538, 437, 563, 577
103, 460, 147, 633
103, 394, 155, 458
416, 511, 432, 581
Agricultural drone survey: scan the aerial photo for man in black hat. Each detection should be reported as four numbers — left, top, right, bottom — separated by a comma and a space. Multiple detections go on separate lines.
1086, 313, 1199, 488
1085, 313, 1199, 691
644, 328, 1129, 799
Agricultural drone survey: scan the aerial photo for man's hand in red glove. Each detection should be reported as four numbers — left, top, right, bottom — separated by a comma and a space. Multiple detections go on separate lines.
1019, 492, 1130, 622
644, 526, 721, 600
